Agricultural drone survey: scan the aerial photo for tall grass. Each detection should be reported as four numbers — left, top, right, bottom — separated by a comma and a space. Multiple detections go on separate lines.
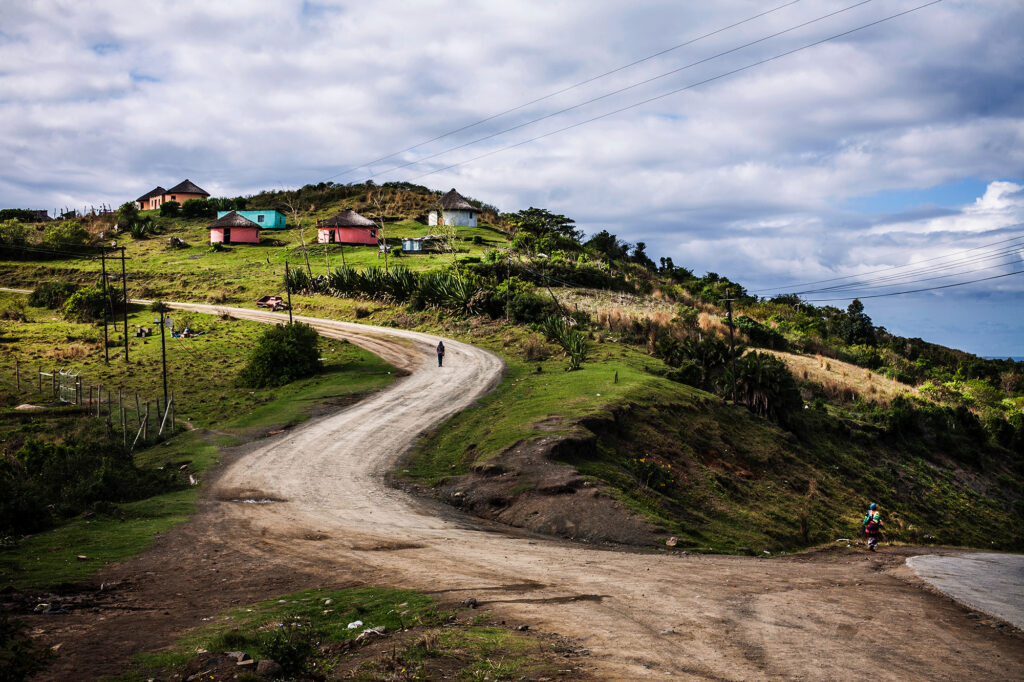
325, 265, 479, 314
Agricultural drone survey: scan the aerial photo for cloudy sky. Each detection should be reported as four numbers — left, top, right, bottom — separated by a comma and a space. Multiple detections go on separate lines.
2, 0, 1022, 356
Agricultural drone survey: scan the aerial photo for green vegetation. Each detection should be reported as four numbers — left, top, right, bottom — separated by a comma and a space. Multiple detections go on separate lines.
0, 612, 52, 680
237, 321, 322, 388
0, 293, 396, 588
1, 180, 1021, 555
122, 587, 552, 681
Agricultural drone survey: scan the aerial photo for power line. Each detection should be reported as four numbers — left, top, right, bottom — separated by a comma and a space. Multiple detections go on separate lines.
361, 0, 878, 182
751, 226, 1024, 292
402, 0, 946, 183
789, 240, 1024, 294
796, 255, 1023, 295
798, 268, 1024, 302
323, 0, 804, 182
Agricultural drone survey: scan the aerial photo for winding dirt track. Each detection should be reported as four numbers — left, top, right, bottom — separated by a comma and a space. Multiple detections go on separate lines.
27, 303, 1024, 680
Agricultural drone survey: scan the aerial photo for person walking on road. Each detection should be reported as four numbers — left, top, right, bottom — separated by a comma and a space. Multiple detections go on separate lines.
436, 341, 445, 367
862, 503, 882, 551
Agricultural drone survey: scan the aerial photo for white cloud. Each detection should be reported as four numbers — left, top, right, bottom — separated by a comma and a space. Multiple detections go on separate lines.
1, 0, 1022, 351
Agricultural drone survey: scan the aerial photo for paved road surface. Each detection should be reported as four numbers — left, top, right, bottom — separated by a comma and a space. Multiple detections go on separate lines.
907, 553, 1024, 629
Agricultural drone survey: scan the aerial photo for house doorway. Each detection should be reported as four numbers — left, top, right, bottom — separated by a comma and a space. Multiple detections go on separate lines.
223, 228, 231, 244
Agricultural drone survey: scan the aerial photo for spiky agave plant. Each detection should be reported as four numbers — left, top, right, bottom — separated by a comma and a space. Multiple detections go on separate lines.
725, 351, 802, 424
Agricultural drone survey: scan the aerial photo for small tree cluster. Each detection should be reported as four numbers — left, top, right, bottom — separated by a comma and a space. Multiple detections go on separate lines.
237, 322, 322, 388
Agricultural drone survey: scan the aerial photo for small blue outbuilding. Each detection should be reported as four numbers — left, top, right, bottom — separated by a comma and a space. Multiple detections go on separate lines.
215, 210, 286, 230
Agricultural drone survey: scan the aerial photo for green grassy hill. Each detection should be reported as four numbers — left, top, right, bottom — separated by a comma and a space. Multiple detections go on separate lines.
1, 181, 1021, 555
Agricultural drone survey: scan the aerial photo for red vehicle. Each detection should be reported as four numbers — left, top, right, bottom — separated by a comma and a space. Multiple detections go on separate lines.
256, 295, 289, 311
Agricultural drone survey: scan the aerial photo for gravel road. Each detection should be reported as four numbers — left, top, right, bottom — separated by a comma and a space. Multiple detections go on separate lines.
12, 297, 1024, 680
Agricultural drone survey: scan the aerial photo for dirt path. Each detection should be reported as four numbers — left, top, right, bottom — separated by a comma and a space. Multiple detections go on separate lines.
21, 304, 1024, 680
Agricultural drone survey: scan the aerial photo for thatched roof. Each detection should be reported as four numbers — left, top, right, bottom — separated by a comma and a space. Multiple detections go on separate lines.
208, 211, 260, 229
438, 189, 478, 212
167, 179, 209, 196
318, 208, 376, 228
136, 186, 166, 202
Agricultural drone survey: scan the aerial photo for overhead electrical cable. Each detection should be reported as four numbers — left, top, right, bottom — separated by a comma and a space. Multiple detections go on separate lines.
402, 0, 946, 183
323, 0, 804, 181
361, 0, 878, 181
798, 269, 1024, 302
788, 242, 1024, 294
792, 256, 1024, 295
751, 226, 1024, 292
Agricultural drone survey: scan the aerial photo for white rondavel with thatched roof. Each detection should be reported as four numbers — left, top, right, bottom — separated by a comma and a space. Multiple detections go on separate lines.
428, 188, 479, 227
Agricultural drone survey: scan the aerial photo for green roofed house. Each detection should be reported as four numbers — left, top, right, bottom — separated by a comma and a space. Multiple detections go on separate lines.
215, 210, 286, 229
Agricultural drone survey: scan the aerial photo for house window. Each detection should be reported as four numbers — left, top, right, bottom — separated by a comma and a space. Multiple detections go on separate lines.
171, 196, 176, 201
257, 215, 264, 222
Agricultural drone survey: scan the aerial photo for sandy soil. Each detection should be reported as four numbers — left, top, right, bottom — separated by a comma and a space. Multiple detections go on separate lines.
18, 304, 1024, 681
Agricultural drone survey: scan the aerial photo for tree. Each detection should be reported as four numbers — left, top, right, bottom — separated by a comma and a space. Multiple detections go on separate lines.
840, 299, 875, 345
631, 241, 656, 270
505, 208, 582, 242
116, 202, 140, 230
585, 229, 629, 261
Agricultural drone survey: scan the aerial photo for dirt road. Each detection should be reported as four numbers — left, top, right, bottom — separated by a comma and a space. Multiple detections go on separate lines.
24, 304, 1024, 680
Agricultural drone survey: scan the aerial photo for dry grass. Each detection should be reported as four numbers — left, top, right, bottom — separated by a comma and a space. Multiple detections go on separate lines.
522, 334, 552, 361
766, 350, 919, 406
44, 342, 94, 361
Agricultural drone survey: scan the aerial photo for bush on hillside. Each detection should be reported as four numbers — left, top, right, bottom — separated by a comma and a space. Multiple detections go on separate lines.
159, 200, 180, 217
237, 322, 322, 388
43, 220, 89, 247
724, 352, 803, 425
29, 281, 79, 309
0, 422, 179, 535
0, 612, 53, 680
541, 316, 588, 370
61, 286, 106, 322
181, 198, 216, 219
0, 219, 29, 247
735, 315, 787, 350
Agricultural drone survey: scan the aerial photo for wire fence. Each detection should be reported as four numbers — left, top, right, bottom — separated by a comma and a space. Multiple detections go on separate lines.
2, 358, 176, 453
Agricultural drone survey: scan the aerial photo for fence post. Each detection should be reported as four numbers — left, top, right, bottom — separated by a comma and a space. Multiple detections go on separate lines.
135, 393, 141, 428
52, 368, 56, 398
170, 391, 175, 435
144, 401, 150, 440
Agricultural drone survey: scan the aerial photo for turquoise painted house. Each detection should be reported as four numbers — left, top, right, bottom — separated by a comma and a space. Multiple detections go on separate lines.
215, 210, 286, 230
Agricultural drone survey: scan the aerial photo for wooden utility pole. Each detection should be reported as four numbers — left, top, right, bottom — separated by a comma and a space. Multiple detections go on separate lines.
158, 306, 168, 407
100, 247, 109, 363
284, 261, 294, 324
121, 246, 129, 362
723, 289, 737, 404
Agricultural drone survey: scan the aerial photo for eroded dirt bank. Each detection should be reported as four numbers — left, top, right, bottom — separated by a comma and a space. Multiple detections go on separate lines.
18, 305, 1024, 680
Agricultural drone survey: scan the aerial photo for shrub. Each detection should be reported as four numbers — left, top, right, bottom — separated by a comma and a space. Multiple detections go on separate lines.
61, 286, 106, 322
237, 322, 322, 388
471, 235, 483, 245
1, 424, 178, 535
180, 198, 216, 219
541, 316, 588, 370
0, 219, 29, 246
390, 245, 402, 257
43, 220, 89, 247
261, 624, 315, 675
725, 351, 802, 425
0, 612, 53, 680
159, 200, 180, 217
128, 216, 154, 239
735, 315, 787, 350
29, 281, 79, 309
